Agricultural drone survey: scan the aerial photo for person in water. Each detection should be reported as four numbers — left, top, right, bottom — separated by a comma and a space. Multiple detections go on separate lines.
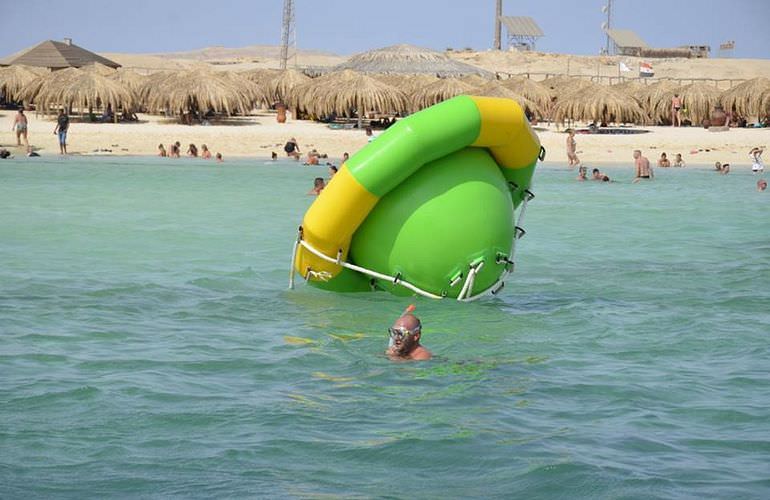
757, 179, 767, 191
632, 150, 653, 182
386, 312, 431, 361
591, 168, 610, 182
576, 165, 587, 181
657, 152, 671, 168
158, 144, 167, 157
308, 177, 325, 195
200, 144, 212, 159
673, 153, 685, 167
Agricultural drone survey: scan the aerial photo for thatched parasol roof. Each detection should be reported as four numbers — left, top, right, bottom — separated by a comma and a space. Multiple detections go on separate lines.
220, 71, 268, 106
144, 68, 265, 115
540, 76, 593, 97
81, 62, 117, 76
411, 78, 474, 111
265, 68, 310, 103
474, 81, 539, 116
241, 68, 281, 87
0, 65, 46, 102
720, 77, 770, 118
109, 68, 148, 94
499, 76, 553, 111
26, 67, 135, 112
648, 82, 722, 125
290, 69, 408, 118
375, 74, 439, 95
461, 74, 493, 88
552, 84, 646, 124
334, 44, 492, 78
634, 79, 679, 119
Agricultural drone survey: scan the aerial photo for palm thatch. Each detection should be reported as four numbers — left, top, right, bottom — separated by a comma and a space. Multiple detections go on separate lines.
290, 70, 408, 124
144, 68, 264, 116
552, 84, 646, 125
500, 76, 553, 112
611, 79, 646, 97
27, 67, 135, 114
265, 68, 310, 103
474, 81, 539, 116
334, 44, 492, 77
541, 76, 592, 97
720, 77, 770, 118
81, 62, 117, 76
649, 82, 722, 125
375, 74, 439, 95
241, 68, 281, 87
461, 74, 493, 88
0, 65, 46, 102
109, 68, 148, 94
220, 71, 268, 106
411, 78, 474, 111
634, 79, 679, 121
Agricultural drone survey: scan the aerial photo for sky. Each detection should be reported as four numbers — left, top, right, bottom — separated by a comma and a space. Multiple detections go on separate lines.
1, 0, 768, 59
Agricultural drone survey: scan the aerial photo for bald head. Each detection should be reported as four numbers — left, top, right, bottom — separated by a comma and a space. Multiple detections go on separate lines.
393, 313, 420, 331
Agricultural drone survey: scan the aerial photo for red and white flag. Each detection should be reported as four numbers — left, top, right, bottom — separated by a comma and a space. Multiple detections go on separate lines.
639, 61, 654, 77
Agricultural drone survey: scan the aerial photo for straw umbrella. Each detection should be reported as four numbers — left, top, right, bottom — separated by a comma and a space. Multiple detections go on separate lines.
474, 81, 540, 116
109, 68, 148, 95
552, 84, 645, 125
0, 65, 46, 103
635, 79, 679, 123
28, 68, 135, 119
720, 77, 770, 119
144, 68, 264, 119
220, 71, 268, 107
81, 62, 117, 76
461, 74, 492, 88
291, 70, 408, 127
241, 68, 281, 87
375, 74, 439, 95
541, 76, 592, 97
265, 68, 310, 104
649, 82, 722, 125
411, 78, 474, 111
334, 43, 492, 78
500, 76, 553, 113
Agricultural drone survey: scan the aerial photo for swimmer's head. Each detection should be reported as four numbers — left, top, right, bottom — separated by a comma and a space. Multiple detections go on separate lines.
389, 313, 422, 355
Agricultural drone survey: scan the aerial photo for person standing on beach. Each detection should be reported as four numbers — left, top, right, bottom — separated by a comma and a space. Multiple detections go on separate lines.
12, 109, 29, 147
671, 94, 682, 127
632, 150, 653, 183
53, 109, 69, 155
565, 128, 580, 167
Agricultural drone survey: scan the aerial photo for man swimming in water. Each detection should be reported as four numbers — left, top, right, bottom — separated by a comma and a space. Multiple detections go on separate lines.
386, 312, 431, 361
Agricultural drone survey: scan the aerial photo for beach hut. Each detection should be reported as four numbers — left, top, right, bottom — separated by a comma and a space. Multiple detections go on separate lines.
334, 44, 492, 78
25, 67, 134, 120
0, 39, 120, 70
144, 68, 264, 120
0, 65, 45, 103
411, 78, 474, 111
720, 77, 770, 120
291, 70, 408, 127
552, 84, 645, 125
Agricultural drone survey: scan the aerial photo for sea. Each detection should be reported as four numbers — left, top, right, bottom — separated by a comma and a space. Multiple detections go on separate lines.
1, 156, 769, 498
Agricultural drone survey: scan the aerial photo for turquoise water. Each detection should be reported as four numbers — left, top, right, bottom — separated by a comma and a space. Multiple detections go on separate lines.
2, 156, 769, 498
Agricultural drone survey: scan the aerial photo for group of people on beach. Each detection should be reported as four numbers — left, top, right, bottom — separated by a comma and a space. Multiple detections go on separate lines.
158, 142, 222, 162
4, 108, 69, 157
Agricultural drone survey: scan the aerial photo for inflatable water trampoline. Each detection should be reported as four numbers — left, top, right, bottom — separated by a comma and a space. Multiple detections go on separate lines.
289, 95, 544, 301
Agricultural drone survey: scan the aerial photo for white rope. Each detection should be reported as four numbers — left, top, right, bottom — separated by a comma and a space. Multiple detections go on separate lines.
289, 188, 534, 302
288, 238, 300, 289
297, 239, 444, 299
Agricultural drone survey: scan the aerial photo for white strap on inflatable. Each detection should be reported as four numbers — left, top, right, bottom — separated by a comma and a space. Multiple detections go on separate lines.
290, 188, 534, 302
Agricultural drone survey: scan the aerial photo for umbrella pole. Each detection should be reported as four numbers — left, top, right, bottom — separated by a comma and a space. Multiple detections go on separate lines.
357, 96, 362, 129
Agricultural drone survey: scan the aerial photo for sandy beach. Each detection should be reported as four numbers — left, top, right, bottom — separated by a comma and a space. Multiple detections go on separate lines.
2, 109, 767, 168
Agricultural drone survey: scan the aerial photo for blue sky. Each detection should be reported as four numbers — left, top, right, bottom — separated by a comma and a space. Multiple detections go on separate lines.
1, 0, 768, 59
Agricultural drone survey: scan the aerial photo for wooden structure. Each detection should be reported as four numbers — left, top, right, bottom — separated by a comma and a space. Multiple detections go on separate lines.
0, 39, 120, 70
499, 16, 544, 51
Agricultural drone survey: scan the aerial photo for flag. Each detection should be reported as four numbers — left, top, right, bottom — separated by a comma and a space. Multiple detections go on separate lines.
619, 61, 631, 72
639, 61, 654, 77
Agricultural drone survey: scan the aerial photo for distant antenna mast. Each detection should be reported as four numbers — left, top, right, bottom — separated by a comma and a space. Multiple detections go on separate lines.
602, 0, 613, 54
280, 0, 296, 69
494, 0, 503, 50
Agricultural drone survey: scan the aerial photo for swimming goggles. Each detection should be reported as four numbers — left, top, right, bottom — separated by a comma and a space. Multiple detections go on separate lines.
388, 324, 421, 340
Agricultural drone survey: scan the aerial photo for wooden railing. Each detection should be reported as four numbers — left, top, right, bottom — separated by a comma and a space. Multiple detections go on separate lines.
495, 72, 747, 89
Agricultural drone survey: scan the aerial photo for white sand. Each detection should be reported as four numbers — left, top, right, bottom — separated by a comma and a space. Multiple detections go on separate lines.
2, 109, 767, 169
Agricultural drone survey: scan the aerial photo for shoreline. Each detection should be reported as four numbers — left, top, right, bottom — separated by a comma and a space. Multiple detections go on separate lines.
1, 111, 767, 168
